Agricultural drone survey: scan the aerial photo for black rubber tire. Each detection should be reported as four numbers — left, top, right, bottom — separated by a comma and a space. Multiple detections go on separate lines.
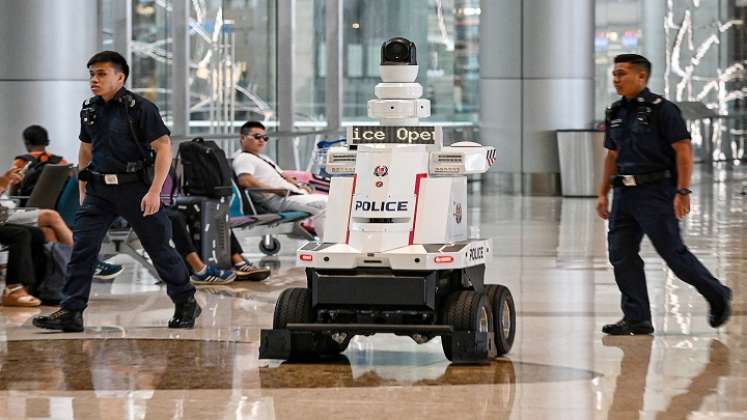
272, 288, 346, 358
259, 237, 281, 256
272, 288, 315, 357
485, 285, 516, 356
440, 290, 493, 362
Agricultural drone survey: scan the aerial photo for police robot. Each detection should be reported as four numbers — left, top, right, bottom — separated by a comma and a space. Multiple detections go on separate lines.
259, 37, 516, 363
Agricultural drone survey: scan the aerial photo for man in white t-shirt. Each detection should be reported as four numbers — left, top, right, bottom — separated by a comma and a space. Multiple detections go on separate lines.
232, 121, 327, 237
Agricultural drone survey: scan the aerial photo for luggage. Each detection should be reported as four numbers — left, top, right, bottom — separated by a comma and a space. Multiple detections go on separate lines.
176, 138, 233, 198
34, 242, 72, 305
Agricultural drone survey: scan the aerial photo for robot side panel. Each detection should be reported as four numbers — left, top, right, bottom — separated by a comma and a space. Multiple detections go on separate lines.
413, 177, 467, 243
322, 176, 355, 243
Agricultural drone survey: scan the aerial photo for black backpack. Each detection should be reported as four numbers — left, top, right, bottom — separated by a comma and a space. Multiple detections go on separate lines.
15, 153, 64, 198
176, 138, 233, 198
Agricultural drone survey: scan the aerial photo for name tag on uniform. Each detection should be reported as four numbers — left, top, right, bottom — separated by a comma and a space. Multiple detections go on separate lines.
104, 174, 119, 185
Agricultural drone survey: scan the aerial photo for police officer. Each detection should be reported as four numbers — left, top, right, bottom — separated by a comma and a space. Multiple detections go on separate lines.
33, 51, 199, 332
597, 54, 732, 335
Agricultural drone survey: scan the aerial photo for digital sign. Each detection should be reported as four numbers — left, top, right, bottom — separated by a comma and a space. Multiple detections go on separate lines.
348, 126, 438, 145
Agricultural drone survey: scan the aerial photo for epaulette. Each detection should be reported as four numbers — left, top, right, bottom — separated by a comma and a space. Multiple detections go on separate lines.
83, 96, 100, 106
605, 100, 623, 124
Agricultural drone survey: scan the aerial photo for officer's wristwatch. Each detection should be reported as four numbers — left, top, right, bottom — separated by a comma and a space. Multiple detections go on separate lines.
676, 188, 692, 196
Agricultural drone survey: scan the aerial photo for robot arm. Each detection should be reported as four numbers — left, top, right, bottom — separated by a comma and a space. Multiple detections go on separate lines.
429, 141, 496, 176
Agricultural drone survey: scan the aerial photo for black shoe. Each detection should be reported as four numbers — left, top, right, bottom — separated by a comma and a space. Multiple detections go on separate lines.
32, 308, 84, 332
602, 319, 654, 335
168, 297, 201, 329
709, 287, 732, 328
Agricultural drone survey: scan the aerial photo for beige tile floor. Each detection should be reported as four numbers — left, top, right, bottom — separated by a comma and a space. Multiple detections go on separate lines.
0, 164, 744, 419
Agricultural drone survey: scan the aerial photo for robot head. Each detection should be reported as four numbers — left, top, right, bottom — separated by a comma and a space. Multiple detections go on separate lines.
380, 37, 418, 83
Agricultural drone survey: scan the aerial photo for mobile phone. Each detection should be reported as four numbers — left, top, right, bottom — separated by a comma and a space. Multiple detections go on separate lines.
19, 161, 32, 176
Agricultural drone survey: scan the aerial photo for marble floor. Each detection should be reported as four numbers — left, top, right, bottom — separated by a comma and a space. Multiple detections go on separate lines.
0, 164, 745, 419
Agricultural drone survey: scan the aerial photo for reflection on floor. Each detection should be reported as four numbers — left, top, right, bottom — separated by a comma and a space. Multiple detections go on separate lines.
0, 164, 745, 419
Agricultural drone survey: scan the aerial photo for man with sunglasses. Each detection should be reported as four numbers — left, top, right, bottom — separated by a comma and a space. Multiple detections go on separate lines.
233, 121, 327, 237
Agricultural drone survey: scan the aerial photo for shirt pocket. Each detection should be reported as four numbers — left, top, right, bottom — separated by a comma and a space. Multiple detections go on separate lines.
631, 118, 653, 135
108, 117, 131, 138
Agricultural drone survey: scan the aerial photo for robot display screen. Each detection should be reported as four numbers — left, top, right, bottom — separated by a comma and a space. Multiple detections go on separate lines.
349, 126, 437, 145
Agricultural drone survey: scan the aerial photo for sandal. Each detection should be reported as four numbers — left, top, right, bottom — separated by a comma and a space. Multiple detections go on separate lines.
2, 285, 41, 307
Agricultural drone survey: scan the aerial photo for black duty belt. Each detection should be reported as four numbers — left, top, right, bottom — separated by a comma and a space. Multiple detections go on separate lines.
610, 170, 671, 188
84, 170, 143, 185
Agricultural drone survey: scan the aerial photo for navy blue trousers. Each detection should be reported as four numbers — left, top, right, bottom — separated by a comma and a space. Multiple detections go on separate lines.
608, 182, 728, 322
61, 181, 194, 311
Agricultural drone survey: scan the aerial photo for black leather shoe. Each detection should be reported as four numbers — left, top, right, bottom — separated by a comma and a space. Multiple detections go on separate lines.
709, 287, 732, 328
168, 297, 201, 329
602, 319, 654, 335
32, 308, 84, 332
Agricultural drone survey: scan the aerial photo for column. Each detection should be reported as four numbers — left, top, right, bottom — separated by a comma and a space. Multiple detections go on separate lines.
0, 0, 99, 164
480, 0, 594, 195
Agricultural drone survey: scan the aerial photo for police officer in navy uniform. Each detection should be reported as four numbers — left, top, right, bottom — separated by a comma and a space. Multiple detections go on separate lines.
597, 54, 731, 335
33, 51, 200, 332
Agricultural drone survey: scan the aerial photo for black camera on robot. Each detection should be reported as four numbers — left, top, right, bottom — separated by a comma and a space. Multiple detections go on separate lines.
379, 37, 419, 83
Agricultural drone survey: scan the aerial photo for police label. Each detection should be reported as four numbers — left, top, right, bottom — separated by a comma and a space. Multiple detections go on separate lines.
354, 201, 408, 212
349, 126, 438, 144
469, 246, 485, 261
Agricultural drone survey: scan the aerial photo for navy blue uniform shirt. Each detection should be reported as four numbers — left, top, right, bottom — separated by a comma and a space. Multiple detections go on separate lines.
604, 88, 690, 176
79, 88, 169, 173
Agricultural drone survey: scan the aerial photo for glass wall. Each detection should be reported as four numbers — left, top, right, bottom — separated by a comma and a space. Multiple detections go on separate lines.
102, 0, 480, 142
131, 0, 171, 117
335, 0, 480, 124
595, 0, 746, 161
188, 0, 277, 134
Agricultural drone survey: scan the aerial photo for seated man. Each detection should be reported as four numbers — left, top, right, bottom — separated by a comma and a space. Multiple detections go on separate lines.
165, 208, 271, 284
232, 121, 327, 237
13, 125, 67, 197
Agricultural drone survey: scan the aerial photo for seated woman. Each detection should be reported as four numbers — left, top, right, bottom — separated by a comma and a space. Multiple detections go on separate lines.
0, 167, 69, 306
166, 208, 271, 285
1, 165, 123, 280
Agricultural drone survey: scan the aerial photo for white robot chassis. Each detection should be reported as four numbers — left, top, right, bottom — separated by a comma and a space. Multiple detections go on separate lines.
260, 37, 516, 363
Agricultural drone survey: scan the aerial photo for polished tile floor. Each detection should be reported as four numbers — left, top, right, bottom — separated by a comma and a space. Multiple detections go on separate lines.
0, 164, 745, 419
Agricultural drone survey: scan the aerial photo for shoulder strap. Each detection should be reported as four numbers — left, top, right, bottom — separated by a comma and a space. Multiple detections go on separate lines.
250, 152, 285, 177
119, 93, 151, 162
15, 154, 34, 163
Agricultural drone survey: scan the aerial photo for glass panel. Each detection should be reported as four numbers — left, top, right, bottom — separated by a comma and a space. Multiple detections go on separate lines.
295, 0, 326, 128
663, 0, 747, 161
339, 0, 480, 125
593, 0, 642, 122
131, 0, 171, 121
189, 0, 277, 139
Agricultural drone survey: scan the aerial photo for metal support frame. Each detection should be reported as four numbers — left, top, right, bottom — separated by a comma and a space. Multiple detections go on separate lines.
112, 0, 132, 88
277, 0, 296, 168
171, 0, 190, 137
325, 0, 343, 131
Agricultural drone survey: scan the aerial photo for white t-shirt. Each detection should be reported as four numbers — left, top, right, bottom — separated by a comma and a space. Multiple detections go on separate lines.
232, 152, 305, 194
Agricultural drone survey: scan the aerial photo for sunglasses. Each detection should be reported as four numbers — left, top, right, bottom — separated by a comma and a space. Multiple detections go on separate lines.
245, 133, 269, 141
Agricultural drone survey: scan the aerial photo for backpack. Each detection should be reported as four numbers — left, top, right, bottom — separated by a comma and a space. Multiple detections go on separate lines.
15, 153, 64, 198
176, 138, 233, 198
34, 242, 72, 305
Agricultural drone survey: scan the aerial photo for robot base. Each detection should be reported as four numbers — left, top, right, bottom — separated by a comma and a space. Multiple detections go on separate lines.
258, 266, 516, 364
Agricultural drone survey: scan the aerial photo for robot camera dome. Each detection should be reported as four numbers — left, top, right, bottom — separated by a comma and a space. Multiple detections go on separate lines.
380, 37, 419, 83
381, 37, 417, 65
